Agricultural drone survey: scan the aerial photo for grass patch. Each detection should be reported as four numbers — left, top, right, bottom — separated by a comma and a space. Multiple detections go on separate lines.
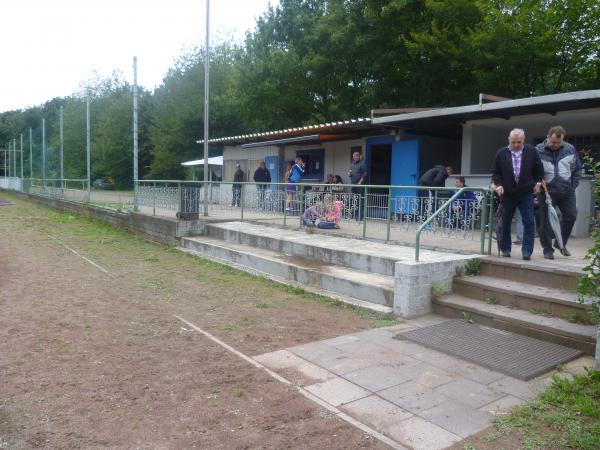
491, 368, 600, 450
569, 310, 596, 325
464, 259, 481, 276
431, 281, 444, 300
529, 308, 553, 317
144, 254, 160, 262
234, 388, 246, 398
255, 303, 271, 309
485, 296, 499, 305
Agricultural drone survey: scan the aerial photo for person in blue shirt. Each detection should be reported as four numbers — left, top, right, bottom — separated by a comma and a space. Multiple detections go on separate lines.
449, 176, 477, 229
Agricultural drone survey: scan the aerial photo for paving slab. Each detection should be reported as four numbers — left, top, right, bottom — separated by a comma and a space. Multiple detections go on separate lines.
343, 365, 411, 392
441, 360, 506, 385
309, 352, 375, 375
392, 361, 457, 389
304, 377, 371, 407
289, 341, 342, 361
420, 400, 492, 438
487, 376, 545, 401
433, 378, 504, 408
340, 395, 413, 431
378, 381, 449, 414
386, 415, 462, 450
478, 395, 525, 416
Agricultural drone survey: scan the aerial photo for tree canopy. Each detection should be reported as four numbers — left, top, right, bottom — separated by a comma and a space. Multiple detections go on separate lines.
1, 0, 598, 184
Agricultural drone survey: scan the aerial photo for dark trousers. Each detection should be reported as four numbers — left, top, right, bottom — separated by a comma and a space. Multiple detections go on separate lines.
232, 186, 241, 206
539, 188, 577, 253
351, 186, 364, 220
501, 192, 535, 256
256, 185, 266, 208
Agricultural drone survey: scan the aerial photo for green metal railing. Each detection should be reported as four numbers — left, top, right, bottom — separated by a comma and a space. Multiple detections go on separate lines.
134, 180, 494, 260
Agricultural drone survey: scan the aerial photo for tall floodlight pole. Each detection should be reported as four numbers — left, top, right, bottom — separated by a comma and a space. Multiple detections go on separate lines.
42, 118, 46, 186
13, 138, 17, 179
202, 0, 210, 216
133, 56, 139, 210
29, 127, 33, 179
60, 105, 64, 187
86, 97, 91, 201
7, 140, 11, 178
3, 143, 6, 178
20, 134, 23, 180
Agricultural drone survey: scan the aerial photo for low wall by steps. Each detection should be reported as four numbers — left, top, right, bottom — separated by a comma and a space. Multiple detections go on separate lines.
3, 189, 207, 246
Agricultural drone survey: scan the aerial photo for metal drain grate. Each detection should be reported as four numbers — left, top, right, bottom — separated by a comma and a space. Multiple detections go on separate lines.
399, 320, 582, 380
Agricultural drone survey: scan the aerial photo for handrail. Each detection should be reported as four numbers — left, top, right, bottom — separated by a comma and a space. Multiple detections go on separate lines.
415, 187, 492, 261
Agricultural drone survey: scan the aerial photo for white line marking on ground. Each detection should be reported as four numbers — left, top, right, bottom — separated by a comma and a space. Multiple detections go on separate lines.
48, 235, 111, 275
174, 315, 406, 450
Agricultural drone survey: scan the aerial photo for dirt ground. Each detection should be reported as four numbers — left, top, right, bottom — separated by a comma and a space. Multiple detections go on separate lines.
0, 194, 390, 449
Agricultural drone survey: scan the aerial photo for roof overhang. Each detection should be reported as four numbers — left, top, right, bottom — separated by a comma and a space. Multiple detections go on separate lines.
372, 90, 600, 130
197, 118, 373, 146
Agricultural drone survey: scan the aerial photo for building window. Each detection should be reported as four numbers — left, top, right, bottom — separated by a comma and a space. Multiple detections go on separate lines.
296, 149, 324, 180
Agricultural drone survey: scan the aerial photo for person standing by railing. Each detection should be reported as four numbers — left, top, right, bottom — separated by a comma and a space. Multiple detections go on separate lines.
253, 160, 271, 209
232, 163, 244, 207
348, 152, 366, 220
285, 158, 304, 213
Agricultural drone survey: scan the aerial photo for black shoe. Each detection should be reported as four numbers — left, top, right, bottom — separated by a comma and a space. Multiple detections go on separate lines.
522, 255, 531, 260
513, 240, 523, 245
544, 252, 555, 260
501, 251, 511, 258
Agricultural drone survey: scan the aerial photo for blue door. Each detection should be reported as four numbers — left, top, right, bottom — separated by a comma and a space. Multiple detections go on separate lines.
264, 155, 279, 189
390, 139, 419, 214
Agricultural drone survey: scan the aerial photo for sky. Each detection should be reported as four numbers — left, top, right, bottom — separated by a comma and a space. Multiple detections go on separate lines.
0, 0, 278, 113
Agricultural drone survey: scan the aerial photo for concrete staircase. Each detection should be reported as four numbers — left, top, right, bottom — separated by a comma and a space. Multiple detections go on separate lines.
434, 258, 597, 354
178, 222, 400, 312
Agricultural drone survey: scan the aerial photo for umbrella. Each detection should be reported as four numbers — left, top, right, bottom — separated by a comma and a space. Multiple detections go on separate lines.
542, 181, 564, 250
494, 196, 504, 255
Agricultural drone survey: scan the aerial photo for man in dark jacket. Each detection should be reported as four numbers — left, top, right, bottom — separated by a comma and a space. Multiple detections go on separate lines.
419, 165, 453, 221
419, 165, 453, 187
348, 151, 366, 220
536, 126, 583, 259
253, 160, 271, 209
232, 163, 244, 207
492, 128, 544, 260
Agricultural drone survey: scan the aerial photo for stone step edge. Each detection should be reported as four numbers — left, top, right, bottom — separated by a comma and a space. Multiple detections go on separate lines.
436, 294, 596, 343
205, 223, 406, 264
176, 246, 394, 315
182, 236, 395, 290
454, 275, 590, 309
479, 257, 585, 278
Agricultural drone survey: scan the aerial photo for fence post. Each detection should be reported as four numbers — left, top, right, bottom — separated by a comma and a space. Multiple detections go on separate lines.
386, 186, 393, 241
240, 183, 245, 221
487, 192, 494, 255
153, 182, 156, 216
362, 186, 368, 238
177, 181, 182, 218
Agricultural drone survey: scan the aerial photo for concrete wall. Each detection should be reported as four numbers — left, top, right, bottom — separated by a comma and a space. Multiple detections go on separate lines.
394, 257, 472, 318
5, 189, 207, 246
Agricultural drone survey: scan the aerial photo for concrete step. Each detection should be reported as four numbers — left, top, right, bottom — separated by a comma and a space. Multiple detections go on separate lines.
180, 236, 395, 308
204, 222, 401, 276
479, 258, 583, 291
434, 294, 597, 354
453, 275, 593, 320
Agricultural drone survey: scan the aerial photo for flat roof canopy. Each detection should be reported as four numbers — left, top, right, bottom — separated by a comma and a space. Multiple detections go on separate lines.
181, 156, 223, 167
372, 90, 600, 134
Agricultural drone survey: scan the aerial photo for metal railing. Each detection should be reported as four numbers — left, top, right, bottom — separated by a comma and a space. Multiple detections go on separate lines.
135, 180, 494, 259
1, 176, 494, 259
